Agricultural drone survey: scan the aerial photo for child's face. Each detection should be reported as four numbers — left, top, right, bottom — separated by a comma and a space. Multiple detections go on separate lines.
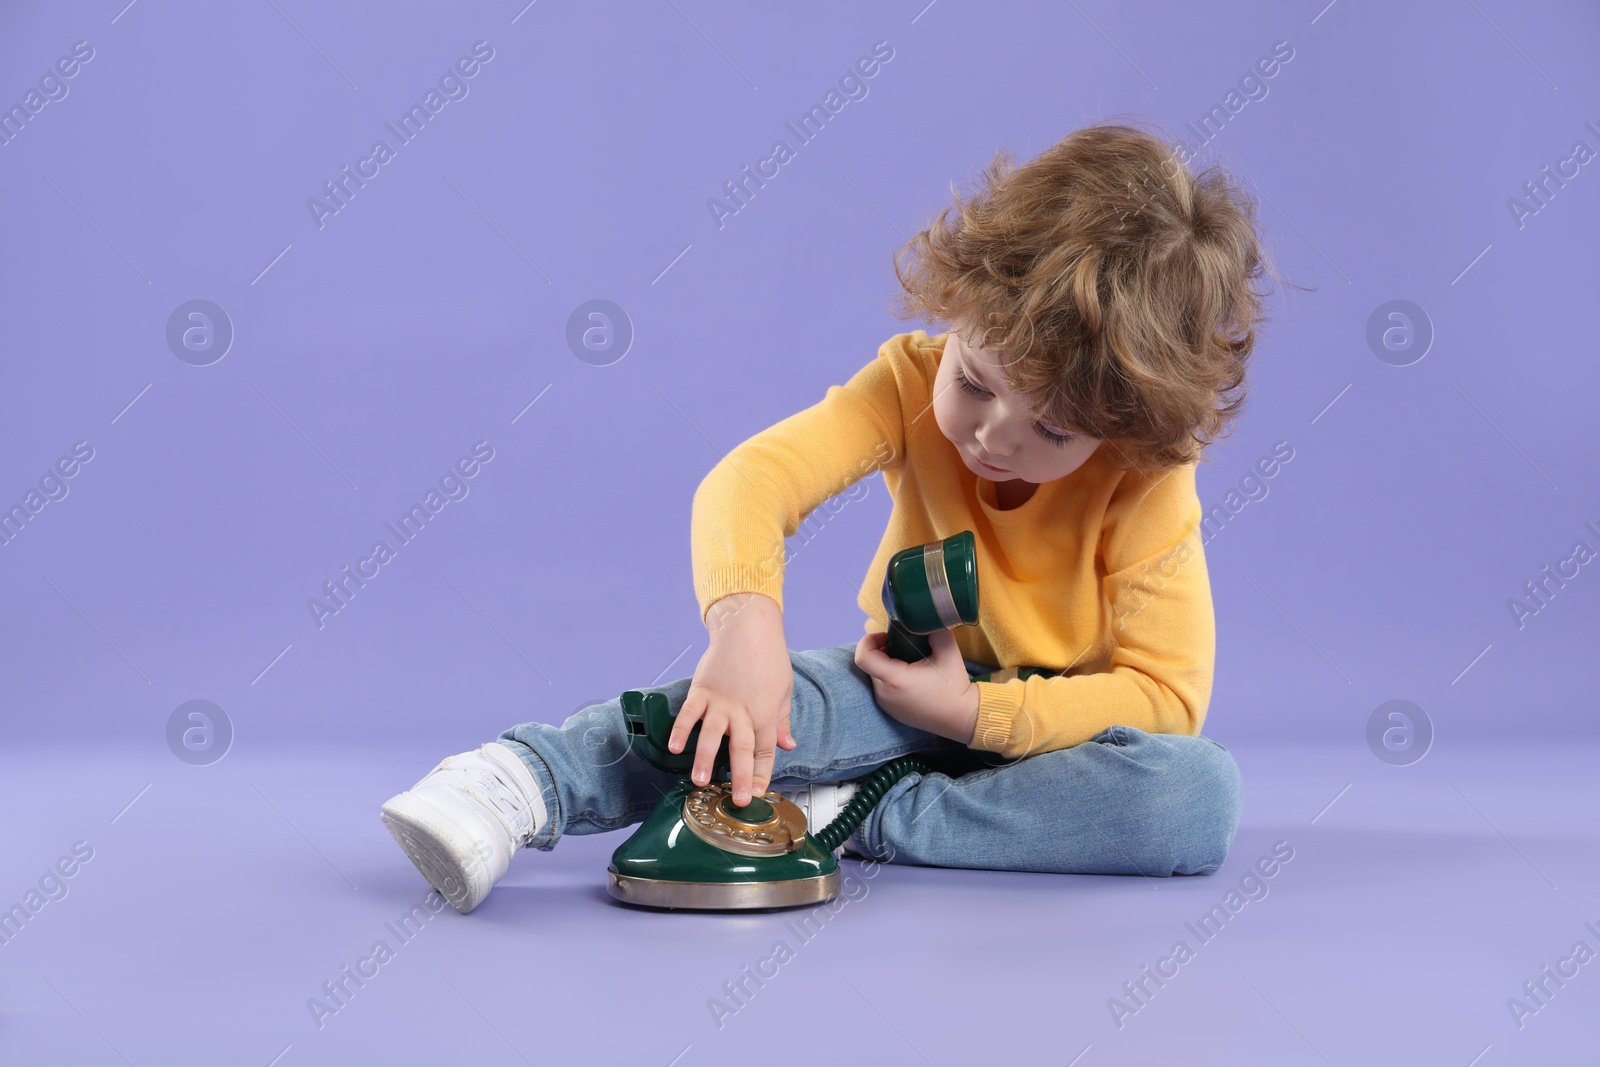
932, 327, 1102, 484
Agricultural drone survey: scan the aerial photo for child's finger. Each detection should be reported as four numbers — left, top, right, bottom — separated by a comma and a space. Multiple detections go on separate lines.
778, 705, 796, 750
748, 716, 776, 803
855, 631, 905, 679
927, 627, 962, 665
668, 689, 706, 753
691, 709, 728, 785
854, 632, 885, 669
727, 713, 757, 804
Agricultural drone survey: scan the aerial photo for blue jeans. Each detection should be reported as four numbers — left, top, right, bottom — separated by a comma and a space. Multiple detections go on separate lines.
497, 643, 1242, 876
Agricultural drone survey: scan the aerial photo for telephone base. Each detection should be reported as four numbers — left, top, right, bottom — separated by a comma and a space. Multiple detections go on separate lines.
607, 868, 839, 911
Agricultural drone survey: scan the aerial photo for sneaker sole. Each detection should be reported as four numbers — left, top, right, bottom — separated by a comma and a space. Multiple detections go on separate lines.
380, 792, 492, 914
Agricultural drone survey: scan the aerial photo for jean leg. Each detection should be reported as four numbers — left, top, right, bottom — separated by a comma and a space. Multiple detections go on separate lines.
495, 642, 973, 851
767, 643, 979, 783
855, 725, 1244, 876
496, 693, 684, 851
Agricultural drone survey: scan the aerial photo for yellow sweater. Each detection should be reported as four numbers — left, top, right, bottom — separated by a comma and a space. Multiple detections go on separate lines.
690, 330, 1215, 760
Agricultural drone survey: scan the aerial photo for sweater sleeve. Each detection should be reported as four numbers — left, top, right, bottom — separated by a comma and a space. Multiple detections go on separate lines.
690, 335, 916, 623
967, 461, 1216, 758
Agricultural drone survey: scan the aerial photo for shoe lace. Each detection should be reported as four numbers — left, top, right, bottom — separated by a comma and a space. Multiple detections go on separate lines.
450, 763, 535, 843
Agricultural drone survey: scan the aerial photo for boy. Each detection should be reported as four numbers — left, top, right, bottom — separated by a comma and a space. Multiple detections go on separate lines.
382, 119, 1277, 913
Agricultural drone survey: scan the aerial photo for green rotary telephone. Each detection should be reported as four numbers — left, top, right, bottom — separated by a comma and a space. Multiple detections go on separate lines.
605, 530, 985, 910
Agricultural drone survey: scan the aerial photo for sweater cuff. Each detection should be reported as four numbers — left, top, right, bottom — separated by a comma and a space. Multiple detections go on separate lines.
696, 563, 786, 624
969, 681, 1023, 754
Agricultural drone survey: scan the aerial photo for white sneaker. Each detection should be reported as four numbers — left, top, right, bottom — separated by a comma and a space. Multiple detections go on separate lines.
774, 780, 867, 858
380, 742, 549, 914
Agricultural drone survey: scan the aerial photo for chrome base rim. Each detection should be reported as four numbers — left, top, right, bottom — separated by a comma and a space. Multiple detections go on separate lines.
607, 868, 839, 910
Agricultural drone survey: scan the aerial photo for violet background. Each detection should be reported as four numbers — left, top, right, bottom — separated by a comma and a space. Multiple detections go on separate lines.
1, 2, 1595, 748
3, 2, 1597, 1065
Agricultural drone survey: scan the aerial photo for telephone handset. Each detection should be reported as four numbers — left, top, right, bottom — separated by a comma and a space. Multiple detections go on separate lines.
880, 528, 1059, 683
621, 688, 729, 779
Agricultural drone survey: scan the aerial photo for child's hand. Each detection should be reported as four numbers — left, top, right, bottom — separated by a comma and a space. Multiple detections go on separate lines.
854, 628, 980, 744
670, 593, 797, 806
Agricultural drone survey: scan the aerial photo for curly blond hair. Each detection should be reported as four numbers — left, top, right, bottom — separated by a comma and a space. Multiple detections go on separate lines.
890, 117, 1299, 472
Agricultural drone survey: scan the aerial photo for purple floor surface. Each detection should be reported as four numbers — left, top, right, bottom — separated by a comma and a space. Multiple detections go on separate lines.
2, 738, 1595, 1066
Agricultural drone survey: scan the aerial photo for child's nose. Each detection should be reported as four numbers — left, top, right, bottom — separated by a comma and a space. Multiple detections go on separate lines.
975, 422, 1015, 457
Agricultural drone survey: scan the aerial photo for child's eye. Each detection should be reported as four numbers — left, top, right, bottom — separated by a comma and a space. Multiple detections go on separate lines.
1034, 423, 1074, 447
954, 370, 989, 398
958, 368, 1073, 446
